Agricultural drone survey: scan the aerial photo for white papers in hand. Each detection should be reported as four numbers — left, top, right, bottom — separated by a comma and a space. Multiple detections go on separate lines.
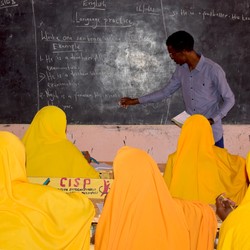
171, 111, 190, 127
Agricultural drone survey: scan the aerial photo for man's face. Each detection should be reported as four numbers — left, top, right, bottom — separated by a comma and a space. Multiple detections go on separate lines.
167, 45, 186, 65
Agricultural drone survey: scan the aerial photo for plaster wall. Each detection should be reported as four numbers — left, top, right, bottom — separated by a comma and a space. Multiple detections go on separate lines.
1, 124, 249, 163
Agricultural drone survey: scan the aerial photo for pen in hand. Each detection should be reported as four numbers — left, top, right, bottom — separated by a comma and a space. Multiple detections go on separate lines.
82, 151, 99, 164
218, 194, 236, 210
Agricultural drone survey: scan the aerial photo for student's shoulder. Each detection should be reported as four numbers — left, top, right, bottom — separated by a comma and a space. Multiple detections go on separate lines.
213, 146, 245, 164
64, 140, 84, 154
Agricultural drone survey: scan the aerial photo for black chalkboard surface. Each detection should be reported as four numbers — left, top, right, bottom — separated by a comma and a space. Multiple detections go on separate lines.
0, 0, 249, 124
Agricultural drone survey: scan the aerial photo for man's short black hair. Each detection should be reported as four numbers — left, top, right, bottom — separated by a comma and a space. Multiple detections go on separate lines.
166, 31, 194, 52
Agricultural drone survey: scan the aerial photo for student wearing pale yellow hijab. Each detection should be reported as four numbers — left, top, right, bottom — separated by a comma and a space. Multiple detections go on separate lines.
163, 114, 247, 204
0, 131, 94, 249
95, 146, 217, 250
216, 152, 250, 250
22, 105, 99, 178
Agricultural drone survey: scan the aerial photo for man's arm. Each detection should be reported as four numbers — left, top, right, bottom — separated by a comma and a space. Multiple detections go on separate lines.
212, 67, 235, 123
119, 69, 182, 107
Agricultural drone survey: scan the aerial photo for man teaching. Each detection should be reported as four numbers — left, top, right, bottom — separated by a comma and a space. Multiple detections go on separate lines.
119, 30, 235, 148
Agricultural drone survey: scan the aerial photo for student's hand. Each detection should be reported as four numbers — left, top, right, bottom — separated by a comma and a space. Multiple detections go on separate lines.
82, 151, 91, 163
119, 97, 139, 108
215, 193, 236, 221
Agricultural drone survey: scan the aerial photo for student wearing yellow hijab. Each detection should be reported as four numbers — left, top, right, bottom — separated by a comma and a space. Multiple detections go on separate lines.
0, 131, 95, 249
216, 152, 250, 250
22, 105, 99, 178
163, 114, 247, 205
95, 146, 217, 250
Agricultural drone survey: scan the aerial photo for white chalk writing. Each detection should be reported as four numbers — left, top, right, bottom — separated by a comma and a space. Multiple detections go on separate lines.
0, 0, 17, 10
135, 3, 159, 15
82, 0, 106, 10
169, 8, 250, 22
75, 12, 134, 28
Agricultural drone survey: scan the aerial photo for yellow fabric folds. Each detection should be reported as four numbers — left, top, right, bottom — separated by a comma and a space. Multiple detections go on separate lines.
22, 105, 99, 178
217, 152, 250, 250
0, 131, 95, 249
163, 114, 247, 204
95, 146, 217, 250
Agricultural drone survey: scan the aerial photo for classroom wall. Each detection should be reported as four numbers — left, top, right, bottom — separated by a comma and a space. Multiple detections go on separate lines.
1, 124, 249, 163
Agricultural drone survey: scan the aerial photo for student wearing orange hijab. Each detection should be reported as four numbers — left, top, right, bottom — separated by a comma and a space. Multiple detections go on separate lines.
216, 152, 250, 250
22, 105, 99, 178
163, 114, 247, 204
95, 146, 217, 250
0, 131, 95, 249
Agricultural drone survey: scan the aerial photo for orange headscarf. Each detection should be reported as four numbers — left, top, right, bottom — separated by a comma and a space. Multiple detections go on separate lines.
95, 146, 217, 250
164, 114, 247, 204
22, 105, 99, 178
0, 131, 95, 249
217, 152, 250, 249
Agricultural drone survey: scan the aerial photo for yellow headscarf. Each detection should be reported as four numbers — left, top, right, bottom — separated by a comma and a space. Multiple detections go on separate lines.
95, 146, 217, 250
164, 114, 247, 204
217, 152, 250, 249
0, 131, 95, 249
22, 105, 99, 178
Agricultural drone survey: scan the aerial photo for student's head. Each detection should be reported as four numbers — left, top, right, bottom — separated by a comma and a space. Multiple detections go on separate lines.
178, 114, 214, 151
34, 106, 67, 135
166, 31, 194, 52
22, 105, 67, 147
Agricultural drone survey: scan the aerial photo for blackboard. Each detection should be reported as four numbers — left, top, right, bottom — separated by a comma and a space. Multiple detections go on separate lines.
0, 0, 249, 124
